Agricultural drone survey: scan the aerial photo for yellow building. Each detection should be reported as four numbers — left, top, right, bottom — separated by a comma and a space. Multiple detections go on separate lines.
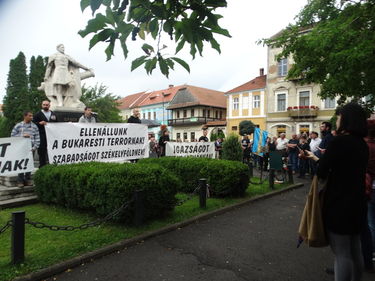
225, 69, 267, 134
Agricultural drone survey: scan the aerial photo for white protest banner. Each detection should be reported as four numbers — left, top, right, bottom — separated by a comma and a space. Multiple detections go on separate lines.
165, 142, 215, 158
0, 137, 34, 176
45, 123, 149, 165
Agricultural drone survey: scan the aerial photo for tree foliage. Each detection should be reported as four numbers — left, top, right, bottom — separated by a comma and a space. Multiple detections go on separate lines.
80, 83, 123, 122
2, 53, 48, 136
2, 52, 30, 135
263, 0, 375, 112
79, 0, 231, 77
221, 133, 242, 162
29, 55, 48, 113
239, 120, 255, 136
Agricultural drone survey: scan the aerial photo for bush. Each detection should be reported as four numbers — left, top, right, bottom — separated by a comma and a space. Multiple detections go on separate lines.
221, 133, 243, 162
138, 157, 249, 197
34, 162, 179, 224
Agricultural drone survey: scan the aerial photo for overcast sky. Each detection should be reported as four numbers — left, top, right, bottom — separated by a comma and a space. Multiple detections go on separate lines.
0, 0, 307, 101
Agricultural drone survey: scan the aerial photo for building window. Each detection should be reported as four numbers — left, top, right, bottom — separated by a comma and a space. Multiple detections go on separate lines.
183, 132, 188, 141
190, 132, 195, 141
299, 124, 310, 134
277, 93, 286, 111
277, 125, 286, 135
153, 112, 156, 120
299, 91, 310, 106
324, 97, 336, 108
207, 110, 210, 118
177, 111, 180, 118
242, 96, 249, 109
231, 126, 238, 131
233, 97, 239, 110
220, 111, 223, 119
278, 58, 288, 76
191, 109, 195, 117
253, 95, 260, 108
215, 111, 218, 119
183, 110, 187, 118
148, 112, 151, 119
203, 109, 206, 117
176, 133, 181, 140
143, 113, 146, 119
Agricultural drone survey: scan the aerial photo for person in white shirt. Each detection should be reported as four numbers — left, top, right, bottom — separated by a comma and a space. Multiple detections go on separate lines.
309, 131, 322, 153
276, 133, 289, 156
309, 131, 321, 177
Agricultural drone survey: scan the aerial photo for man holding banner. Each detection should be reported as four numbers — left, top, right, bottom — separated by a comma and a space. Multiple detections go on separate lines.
11, 111, 40, 187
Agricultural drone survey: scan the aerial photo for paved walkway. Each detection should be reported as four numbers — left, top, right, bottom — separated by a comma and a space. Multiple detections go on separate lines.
47, 179, 373, 281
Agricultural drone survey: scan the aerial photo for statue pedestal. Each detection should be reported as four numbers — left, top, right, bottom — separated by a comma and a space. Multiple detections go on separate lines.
54, 108, 83, 122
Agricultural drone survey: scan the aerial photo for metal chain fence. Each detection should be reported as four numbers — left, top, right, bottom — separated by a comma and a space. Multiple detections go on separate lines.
175, 185, 202, 206
23, 199, 133, 232
0, 220, 12, 235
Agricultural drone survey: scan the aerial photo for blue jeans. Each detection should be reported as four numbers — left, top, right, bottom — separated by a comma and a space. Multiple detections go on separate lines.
368, 190, 375, 250
288, 151, 298, 172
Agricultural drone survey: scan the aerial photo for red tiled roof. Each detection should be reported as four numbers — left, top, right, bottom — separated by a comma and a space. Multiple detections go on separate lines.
137, 85, 186, 107
167, 85, 226, 109
117, 91, 148, 110
225, 75, 267, 94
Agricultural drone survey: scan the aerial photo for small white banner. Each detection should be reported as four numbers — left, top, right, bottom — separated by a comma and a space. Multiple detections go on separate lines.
0, 137, 34, 176
165, 142, 215, 158
45, 123, 149, 165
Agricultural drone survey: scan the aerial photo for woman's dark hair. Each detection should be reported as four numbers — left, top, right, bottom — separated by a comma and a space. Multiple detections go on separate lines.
335, 102, 367, 137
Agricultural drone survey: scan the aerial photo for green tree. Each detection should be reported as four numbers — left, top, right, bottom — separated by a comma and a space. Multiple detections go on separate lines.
80, 83, 123, 122
29, 55, 47, 113
2, 52, 30, 135
79, 0, 230, 77
239, 120, 255, 136
221, 133, 242, 162
263, 0, 375, 112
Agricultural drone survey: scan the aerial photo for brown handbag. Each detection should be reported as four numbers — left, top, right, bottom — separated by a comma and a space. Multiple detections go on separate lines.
298, 175, 328, 247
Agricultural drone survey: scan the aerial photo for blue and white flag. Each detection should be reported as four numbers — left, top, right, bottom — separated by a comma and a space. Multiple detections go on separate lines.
252, 128, 268, 156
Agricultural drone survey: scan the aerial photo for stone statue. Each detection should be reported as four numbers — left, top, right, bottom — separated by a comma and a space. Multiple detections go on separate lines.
38, 44, 95, 110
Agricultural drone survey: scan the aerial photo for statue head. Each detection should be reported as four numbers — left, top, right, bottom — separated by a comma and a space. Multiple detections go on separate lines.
56, 44, 65, 53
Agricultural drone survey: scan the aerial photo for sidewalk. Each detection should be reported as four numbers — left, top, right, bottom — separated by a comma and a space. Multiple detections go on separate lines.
44, 178, 373, 281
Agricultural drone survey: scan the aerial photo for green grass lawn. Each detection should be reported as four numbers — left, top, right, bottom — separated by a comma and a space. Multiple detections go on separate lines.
0, 179, 289, 281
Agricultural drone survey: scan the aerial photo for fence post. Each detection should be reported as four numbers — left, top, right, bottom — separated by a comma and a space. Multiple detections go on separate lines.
269, 169, 275, 190
11, 211, 25, 265
287, 164, 294, 184
199, 179, 207, 209
133, 190, 144, 227
247, 161, 253, 178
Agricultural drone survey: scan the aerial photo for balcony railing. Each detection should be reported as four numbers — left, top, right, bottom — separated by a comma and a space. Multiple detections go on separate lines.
287, 106, 319, 118
168, 117, 220, 126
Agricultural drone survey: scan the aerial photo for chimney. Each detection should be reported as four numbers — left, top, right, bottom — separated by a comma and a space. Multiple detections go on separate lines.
168, 84, 174, 88
259, 68, 264, 76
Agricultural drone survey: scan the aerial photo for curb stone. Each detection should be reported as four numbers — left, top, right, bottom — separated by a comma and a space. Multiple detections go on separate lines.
13, 182, 304, 281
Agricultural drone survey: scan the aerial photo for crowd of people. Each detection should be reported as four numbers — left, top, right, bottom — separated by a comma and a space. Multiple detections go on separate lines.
241, 121, 336, 180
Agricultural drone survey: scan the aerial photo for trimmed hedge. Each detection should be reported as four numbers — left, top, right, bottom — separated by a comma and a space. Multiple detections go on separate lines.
34, 162, 178, 223
138, 157, 249, 197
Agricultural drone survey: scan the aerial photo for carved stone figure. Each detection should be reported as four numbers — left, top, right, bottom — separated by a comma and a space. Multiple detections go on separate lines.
39, 44, 95, 110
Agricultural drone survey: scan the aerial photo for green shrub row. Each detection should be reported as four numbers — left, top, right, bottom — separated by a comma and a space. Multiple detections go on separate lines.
138, 157, 249, 197
34, 162, 179, 224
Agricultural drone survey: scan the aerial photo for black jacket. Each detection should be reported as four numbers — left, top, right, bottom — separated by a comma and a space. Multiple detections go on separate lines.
317, 134, 369, 234
33, 111, 58, 148
127, 116, 141, 124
